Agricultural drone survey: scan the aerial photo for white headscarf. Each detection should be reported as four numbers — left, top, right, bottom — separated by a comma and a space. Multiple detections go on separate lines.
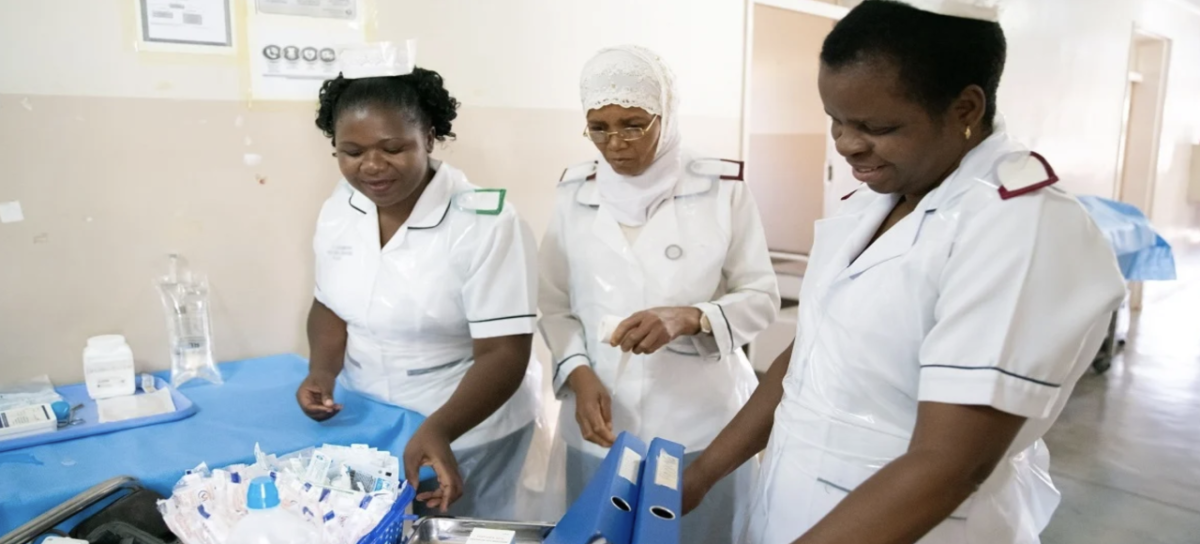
580, 45, 683, 227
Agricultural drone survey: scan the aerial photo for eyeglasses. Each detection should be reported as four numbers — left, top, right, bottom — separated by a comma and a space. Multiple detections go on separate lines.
583, 116, 659, 144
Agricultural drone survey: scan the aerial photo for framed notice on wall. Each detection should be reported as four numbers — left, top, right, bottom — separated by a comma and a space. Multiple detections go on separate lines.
138, 0, 233, 47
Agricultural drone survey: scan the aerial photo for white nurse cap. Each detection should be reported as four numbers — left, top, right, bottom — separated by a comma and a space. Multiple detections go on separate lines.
902, 0, 1002, 22
337, 40, 417, 79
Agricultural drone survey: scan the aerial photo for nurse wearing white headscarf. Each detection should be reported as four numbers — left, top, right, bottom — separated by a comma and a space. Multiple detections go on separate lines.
538, 45, 780, 544
682, 2, 1125, 543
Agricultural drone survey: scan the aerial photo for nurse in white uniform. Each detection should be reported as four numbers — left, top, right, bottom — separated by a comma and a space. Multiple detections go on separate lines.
539, 45, 780, 544
296, 48, 541, 520
682, 2, 1126, 543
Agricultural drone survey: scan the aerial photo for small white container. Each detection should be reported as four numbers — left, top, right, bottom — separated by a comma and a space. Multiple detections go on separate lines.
83, 335, 136, 400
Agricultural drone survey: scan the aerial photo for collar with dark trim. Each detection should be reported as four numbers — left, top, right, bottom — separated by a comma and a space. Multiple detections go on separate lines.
838, 124, 1056, 215
569, 157, 737, 207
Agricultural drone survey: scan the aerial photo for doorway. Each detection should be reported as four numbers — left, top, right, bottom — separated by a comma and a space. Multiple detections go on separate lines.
1116, 29, 1171, 311
741, 0, 850, 373
1117, 30, 1170, 216
743, 0, 845, 258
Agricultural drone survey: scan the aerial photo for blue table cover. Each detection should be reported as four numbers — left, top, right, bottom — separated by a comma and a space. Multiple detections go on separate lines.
0, 354, 427, 535
1078, 195, 1176, 281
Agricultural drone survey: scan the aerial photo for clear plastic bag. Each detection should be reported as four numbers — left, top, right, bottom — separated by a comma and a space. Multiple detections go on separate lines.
156, 254, 222, 388
0, 375, 63, 412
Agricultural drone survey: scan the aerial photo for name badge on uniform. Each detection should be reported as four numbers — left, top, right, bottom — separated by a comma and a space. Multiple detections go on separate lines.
327, 245, 354, 260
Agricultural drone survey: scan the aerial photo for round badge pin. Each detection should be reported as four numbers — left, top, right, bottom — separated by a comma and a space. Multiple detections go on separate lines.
665, 244, 684, 260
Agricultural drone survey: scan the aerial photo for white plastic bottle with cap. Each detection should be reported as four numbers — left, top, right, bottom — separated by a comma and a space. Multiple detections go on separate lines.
228, 477, 318, 544
83, 335, 136, 400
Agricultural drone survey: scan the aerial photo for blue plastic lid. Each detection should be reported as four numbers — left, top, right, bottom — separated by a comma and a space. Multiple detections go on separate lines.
51, 401, 71, 422
247, 477, 280, 510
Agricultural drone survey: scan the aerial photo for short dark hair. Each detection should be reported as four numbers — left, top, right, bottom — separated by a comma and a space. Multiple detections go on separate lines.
820, 0, 1007, 127
315, 67, 461, 144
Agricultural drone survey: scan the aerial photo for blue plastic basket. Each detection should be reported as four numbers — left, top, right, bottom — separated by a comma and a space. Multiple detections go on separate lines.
357, 482, 419, 544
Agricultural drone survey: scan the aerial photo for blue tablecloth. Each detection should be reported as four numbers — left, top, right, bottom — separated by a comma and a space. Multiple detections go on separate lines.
1078, 195, 1176, 281
0, 354, 426, 535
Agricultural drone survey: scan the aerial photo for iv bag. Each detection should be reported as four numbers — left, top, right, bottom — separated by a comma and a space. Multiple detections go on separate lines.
157, 254, 222, 388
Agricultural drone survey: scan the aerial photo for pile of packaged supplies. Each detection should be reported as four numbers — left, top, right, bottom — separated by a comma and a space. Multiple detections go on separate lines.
157, 443, 415, 544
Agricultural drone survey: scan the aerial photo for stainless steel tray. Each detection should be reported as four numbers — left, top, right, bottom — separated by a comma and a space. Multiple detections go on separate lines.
407, 517, 556, 544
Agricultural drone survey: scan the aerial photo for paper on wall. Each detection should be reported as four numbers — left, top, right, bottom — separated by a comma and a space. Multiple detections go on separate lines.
0, 201, 24, 224
256, 0, 357, 20
248, 2, 367, 100
139, 0, 232, 47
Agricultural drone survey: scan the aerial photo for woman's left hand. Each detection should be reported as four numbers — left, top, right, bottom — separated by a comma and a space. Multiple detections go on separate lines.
404, 420, 463, 513
611, 307, 703, 355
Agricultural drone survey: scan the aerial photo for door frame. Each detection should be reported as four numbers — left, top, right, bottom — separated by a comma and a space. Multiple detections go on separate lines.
1113, 26, 1172, 312
1113, 26, 1172, 216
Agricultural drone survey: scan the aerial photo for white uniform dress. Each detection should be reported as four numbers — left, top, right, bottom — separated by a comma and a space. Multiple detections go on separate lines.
744, 124, 1127, 544
313, 161, 541, 520
539, 152, 780, 543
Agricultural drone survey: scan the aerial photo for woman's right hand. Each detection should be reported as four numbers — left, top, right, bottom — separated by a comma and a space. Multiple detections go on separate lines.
404, 419, 463, 513
567, 366, 617, 448
296, 372, 343, 421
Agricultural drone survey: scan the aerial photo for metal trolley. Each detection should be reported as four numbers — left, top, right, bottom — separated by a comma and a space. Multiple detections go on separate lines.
406, 518, 555, 544
0, 477, 555, 544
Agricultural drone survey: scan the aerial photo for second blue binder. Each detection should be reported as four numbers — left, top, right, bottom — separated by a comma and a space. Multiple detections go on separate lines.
631, 438, 685, 544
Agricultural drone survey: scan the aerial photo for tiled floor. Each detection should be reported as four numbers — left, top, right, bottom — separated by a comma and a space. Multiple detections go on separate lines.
1042, 244, 1200, 544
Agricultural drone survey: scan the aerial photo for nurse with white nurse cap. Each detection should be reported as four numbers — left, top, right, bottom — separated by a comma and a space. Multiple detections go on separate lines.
682, 1, 1126, 543
297, 41, 541, 520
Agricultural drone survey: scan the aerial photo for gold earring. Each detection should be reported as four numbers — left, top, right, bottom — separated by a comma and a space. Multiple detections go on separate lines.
964, 126, 972, 140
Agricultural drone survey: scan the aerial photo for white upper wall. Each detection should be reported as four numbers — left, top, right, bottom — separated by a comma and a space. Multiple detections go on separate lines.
374, 0, 746, 118
0, 0, 243, 100
998, 0, 1199, 228
996, 0, 1137, 199
0, 0, 746, 118
2, 0, 1197, 228
1136, 0, 1200, 228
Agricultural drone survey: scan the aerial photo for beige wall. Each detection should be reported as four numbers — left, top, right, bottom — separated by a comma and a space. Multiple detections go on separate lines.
3, 0, 1200, 384
748, 4, 834, 255
0, 96, 332, 385
0, 0, 744, 384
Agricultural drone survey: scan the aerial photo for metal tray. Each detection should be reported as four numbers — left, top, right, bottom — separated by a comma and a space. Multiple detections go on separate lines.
407, 517, 555, 544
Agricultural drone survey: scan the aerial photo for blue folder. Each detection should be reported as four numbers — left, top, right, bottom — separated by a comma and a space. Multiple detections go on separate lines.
632, 438, 685, 544
546, 432, 647, 544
